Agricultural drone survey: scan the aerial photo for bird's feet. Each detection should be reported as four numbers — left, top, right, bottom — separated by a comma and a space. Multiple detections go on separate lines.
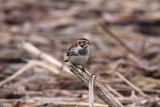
81, 67, 86, 74
72, 64, 86, 74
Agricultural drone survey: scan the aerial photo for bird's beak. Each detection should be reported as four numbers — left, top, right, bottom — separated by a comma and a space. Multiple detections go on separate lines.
88, 42, 92, 45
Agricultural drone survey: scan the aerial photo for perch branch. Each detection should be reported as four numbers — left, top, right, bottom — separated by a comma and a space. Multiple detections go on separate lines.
66, 62, 124, 107
21, 42, 124, 106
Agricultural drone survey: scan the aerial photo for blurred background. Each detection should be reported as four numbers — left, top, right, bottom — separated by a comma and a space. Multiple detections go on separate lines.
0, 0, 160, 107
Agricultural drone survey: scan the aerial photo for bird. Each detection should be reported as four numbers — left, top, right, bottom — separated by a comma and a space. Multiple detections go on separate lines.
64, 38, 91, 72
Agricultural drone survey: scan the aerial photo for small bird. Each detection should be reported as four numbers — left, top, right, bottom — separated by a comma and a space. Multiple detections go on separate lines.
64, 38, 91, 72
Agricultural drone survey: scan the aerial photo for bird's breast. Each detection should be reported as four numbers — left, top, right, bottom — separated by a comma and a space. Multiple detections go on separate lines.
78, 46, 89, 55
70, 55, 89, 65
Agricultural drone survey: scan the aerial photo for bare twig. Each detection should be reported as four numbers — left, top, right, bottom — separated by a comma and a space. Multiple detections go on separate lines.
22, 42, 62, 67
21, 42, 71, 74
66, 62, 124, 107
89, 74, 96, 107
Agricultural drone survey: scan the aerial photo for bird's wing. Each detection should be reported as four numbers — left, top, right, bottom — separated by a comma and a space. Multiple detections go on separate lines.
64, 44, 75, 62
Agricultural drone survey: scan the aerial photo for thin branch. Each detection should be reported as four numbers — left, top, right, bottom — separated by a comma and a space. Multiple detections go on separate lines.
22, 42, 62, 67
21, 42, 71, 74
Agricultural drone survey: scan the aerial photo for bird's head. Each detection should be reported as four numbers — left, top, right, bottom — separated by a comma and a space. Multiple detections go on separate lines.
76, 38, 91, 48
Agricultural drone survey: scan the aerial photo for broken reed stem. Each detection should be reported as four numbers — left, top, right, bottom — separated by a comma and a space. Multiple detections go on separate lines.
22, 42, 71, 74
66, 62, 124, 107
22, 42, 62, 67
89, 74, 96, 107
115, 72, 148, 97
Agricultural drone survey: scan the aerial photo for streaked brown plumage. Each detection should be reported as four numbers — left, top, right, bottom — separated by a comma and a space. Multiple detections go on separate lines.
64, 38, 90, 65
